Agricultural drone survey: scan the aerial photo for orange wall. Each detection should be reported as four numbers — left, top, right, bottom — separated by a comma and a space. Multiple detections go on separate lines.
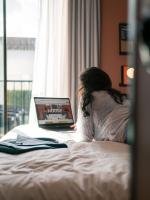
101, 0, 128, 93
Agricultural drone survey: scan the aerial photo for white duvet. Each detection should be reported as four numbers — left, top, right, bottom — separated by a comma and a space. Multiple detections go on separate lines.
0, 125, 130, 200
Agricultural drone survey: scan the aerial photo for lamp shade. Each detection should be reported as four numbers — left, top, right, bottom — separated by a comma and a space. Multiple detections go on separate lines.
120, 65, 134, 86
127, 67, 134, 79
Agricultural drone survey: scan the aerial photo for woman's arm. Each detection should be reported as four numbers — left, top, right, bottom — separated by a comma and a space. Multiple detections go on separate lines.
75, 100, 94, 142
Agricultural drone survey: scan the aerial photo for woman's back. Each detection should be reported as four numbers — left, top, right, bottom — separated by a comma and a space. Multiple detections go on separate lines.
91, 91, 129, 142
76, 91, 129, 142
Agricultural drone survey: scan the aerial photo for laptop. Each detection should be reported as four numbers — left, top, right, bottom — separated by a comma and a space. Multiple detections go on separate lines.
34, 97, 74, 131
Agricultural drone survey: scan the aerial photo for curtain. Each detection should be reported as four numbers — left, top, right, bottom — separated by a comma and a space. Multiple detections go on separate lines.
68, 0, 101, 119
29, 0, 101, 123
29, 0, 69, 123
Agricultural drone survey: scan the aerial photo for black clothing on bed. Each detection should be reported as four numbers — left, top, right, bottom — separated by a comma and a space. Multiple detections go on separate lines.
0, 135, 67, 154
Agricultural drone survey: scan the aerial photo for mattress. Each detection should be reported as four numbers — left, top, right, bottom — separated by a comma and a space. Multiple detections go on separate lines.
0, 125, 130, 200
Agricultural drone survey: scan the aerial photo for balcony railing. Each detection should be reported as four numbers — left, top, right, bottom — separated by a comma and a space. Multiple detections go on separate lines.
0, 80, 32, 134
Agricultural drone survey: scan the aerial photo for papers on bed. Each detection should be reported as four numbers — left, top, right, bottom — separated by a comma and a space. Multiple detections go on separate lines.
0, 134, 68, 154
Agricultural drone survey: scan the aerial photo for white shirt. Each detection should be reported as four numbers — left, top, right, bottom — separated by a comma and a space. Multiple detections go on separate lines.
76, 91, 129, 142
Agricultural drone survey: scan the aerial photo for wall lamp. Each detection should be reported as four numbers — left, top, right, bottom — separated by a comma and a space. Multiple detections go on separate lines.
119, 65, 134, 87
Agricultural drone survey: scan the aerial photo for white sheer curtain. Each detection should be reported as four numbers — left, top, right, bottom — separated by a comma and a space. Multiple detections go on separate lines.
29, 0, 69, 123
29, 0, 101, 123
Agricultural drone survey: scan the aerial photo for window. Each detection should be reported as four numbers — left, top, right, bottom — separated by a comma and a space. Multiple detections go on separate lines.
0, 0, 5, 137
6, 0, 39, 131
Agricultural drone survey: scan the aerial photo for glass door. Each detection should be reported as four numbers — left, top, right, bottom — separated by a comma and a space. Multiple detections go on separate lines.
0, 0, 6, 136
6, 0, 38, 131
0, 0, 4, 136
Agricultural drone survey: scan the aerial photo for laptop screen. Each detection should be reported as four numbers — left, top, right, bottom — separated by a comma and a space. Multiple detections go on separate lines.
34, 97, 74, 126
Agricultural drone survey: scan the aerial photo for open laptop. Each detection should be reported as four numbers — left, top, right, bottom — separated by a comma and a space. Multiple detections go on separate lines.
34, 97, 74, 131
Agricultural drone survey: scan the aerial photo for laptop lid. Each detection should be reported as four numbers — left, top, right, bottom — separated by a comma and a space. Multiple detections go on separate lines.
34, 97, 74, 128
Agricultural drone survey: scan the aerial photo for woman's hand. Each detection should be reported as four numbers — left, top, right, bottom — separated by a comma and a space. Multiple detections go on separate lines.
70, 124, 77, 131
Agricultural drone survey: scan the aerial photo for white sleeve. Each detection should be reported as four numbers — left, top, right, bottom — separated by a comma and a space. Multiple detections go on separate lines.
75, 100, 94, 142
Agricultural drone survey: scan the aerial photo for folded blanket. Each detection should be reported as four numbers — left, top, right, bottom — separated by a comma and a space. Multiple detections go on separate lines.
0, 134, 67, 154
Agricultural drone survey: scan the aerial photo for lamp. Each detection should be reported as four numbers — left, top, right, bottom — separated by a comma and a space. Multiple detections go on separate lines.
119, 65, 134, 86
127, 67, 134, 79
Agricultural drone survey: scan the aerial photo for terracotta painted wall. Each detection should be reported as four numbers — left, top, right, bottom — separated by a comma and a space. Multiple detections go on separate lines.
101, 0, 128, 93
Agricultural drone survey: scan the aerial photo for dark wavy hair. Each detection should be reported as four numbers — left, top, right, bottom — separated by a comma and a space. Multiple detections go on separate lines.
79, 67, 124, 117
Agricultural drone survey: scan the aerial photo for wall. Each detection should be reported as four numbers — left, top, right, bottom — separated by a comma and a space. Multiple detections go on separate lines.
101, 0, 128, 93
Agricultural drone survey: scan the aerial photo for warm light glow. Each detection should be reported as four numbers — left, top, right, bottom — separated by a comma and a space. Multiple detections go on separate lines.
127, 67, 134, 79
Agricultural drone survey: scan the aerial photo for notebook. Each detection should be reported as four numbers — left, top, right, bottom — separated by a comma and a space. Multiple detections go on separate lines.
34, 97, 74, 131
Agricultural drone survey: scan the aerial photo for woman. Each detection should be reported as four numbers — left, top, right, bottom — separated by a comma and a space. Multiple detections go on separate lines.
75, 67, 129, 143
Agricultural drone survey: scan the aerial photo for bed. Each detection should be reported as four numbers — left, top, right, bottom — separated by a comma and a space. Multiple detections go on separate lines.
0, 125, 130, 200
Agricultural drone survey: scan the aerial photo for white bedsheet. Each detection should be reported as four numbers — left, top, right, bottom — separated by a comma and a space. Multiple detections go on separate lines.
0, 124, 76, 143
0, 125, 130, 200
